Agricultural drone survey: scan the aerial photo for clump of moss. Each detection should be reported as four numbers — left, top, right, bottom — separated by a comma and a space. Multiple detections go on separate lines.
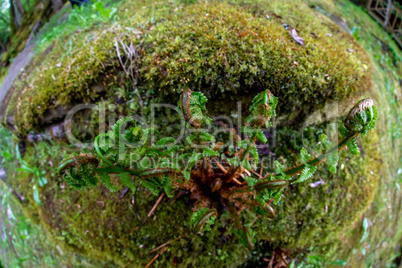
2, 0, 371, 134
140, 0, 371, 117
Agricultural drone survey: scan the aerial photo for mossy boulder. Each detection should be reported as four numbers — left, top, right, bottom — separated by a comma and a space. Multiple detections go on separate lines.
1, 0, 371, 134
1, 0, 380, 266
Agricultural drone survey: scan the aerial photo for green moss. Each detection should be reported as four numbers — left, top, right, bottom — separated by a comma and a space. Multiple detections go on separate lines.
3, 0, 371, 134
3, 0, 395, 266
254, 125, 380, 249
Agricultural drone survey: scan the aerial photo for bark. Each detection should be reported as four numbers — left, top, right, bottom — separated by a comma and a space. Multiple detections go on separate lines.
0, 41, 6, 54
13, 0, 25, 17
9, 0, 21, 34
383, 0, 393, 28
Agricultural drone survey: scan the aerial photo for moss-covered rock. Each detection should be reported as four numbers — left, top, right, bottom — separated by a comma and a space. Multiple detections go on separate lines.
2, 0, 371, 134
1, 0, 385, 267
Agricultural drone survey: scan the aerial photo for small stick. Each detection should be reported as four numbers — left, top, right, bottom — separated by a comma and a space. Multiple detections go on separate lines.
251, 170, 262, 178
244, 169, 251, 176
149, 233, 189, 253
214, 159, 227, 174
276, 249, 289, 266
147, 193, 165, 218
233, 177, 247, 185
250, 215, 261, 227
145, 246, 168, 268
267, 198, 274, 206
131, 196, 141, 221
170, 190, 188, 205
268, 251, 275, 268
259, 165, 263, 177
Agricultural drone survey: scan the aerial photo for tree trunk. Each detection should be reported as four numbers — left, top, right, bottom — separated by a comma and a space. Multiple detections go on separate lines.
0, 41, 6, 54
9, 0, 21, 34
383, 0, 392, 28
13, 0, 25, 18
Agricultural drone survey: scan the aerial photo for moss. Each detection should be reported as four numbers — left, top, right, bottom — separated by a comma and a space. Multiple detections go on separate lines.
3, 0, 371, 134
254, 124, 380, 249
2, 0, 393, 266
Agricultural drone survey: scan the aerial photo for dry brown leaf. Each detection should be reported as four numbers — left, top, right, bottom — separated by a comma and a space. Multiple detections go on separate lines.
289, 28, 305, 46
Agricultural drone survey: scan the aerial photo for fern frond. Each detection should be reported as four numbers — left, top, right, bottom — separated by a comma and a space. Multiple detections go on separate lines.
162, 176, 173, 198
274, 160, 285, 174
244, 176, 257, 188
187, 152, 202, 169
140, 178, 161, 195
118, 172, 136, 193
199, 132, 215, 142
248, 144, 259, 168
326, 151, 339, 173
246, 89, 278, 127
292, 164, 317, 184
179, 89, 211, 127
255, 129, 267, 144
300, 147, 311, 164
183, 170, 191, 181
156, 137, 176, 146
190, 208, 217, 233
347, 137, 360, 155
203, 147, 219, 157
99, 172, 119, 192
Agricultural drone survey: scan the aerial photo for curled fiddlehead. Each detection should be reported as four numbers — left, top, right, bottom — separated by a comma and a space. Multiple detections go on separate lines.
344, 98, 377, 134
179, 88, 211, 128
58, 153, 99, 190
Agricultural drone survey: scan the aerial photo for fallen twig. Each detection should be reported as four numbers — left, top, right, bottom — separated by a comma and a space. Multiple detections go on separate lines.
147, 193, 165, 218
145, 246, 168, 268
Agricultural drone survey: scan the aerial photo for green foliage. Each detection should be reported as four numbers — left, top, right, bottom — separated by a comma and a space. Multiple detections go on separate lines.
39, 0, 118, 48
320, 134, 339, 173
292, 164, 317, 185
346, 137, 360, 156
57, 87, 377, 254
16, 144, 47, 205
344, 99, 377, 134
190, 208, 218, 233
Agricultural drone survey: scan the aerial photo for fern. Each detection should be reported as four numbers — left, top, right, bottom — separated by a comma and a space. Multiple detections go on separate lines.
347, 137, 360, 155
202, 147, 219, 157
300, 147, 311, 164
118, 172, 136, 193
57, 89, 377, 252
255, 129, 267, 144
292, 164, 317, 184
190, 208, 217, 233
98, 172, 119, 192
156, 137, 176, 146
140, 178, 161, 195
320, 134, 339, 173
274, 160, 286, 174
244, 176, 257, 188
